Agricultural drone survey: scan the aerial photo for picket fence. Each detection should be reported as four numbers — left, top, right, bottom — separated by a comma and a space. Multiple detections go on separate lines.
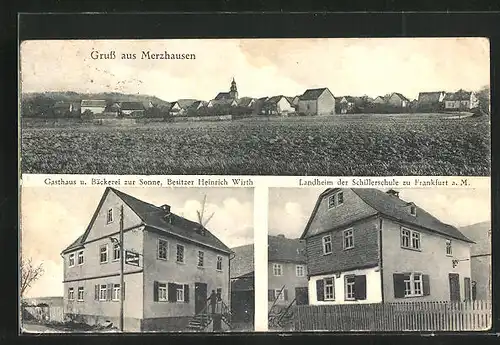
294, 300, 491, 332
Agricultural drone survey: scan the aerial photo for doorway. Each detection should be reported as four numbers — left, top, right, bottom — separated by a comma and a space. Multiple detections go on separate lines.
449, 273, 460, 301
295, 287, 309, 305
194, 282, 208, 314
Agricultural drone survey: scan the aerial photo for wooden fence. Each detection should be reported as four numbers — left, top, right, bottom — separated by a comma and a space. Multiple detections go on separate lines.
23, 306, 65, 323
294, 300, 491, 332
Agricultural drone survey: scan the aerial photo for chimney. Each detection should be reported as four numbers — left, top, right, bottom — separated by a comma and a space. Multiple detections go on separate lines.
277, 234, 285, 238
386, 189, 399, 198
160, 204, 171, 213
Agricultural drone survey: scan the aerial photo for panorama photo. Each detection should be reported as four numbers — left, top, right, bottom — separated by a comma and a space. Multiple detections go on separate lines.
20, 38, 490, 176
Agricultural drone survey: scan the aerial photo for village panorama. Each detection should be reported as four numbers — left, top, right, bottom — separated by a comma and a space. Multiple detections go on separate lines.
21, 78, 491, 176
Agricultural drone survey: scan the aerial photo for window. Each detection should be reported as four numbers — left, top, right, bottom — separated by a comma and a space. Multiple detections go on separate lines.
157, 239, 168, 260
345, 276, 355, 300
99, 284, 107, 301
176, 244, 185, 263
328, 191, 344, 209
113, 243, 120, 261
322, 235, 332, 254
112, 284, 120, 301
296, 265, 305, 277
197, 251, 204, 267
343, 229, 354, 249
68, 287, 74, 300
158, 283, 167, 301
324, 277, 335, 301
410, 205, 417, 216
77, 287, 84, 301
216, 256, 223, 271
77, 251, 84, 265
401, 228, 421, 250
176, 284, 185, 302
446, 240, 452, 256
100, 244, 108, 263
69, 253, 75, 267
273, 263, 283, 276
107, 208, 113, 224
403, 273, 423, 297
275, 289, 285, 301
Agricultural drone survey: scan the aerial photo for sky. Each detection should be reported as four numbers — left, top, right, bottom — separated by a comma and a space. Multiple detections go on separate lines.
268, 188, 491, 239
21, 187, 254, 298
20, 38, 490, 102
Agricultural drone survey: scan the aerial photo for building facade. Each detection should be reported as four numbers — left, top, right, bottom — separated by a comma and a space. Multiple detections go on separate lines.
61, 188, 231, 332
267, 235, 308, 307
301, 188, 473, 306
387, 93, 410, 108
443, 90, 479, 110
80, 100, 107, 115
297, 88, 336, 116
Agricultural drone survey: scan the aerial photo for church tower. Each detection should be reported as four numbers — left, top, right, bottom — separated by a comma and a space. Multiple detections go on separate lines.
229, 78, 238, 100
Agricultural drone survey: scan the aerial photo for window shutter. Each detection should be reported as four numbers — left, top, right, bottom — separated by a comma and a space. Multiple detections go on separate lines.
316, 279, 325, 301
153, 281, 159, 302
107, 283, 112, 301
168, 283, 177, 302
268, 289, 274, 301
354, 275, 367, 300
422, 274, 430, 296
284, 289, 289, 301
184, 284, 190, 303
94, 285, 99, 300
393, 274, 405, 298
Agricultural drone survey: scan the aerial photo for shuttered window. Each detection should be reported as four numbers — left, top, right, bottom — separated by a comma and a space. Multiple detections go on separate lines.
99, 284, 107, 301
268, 289, 275, 301
345, 276, 355, 300
324, 277, 335, 301
394, 273, 430, 298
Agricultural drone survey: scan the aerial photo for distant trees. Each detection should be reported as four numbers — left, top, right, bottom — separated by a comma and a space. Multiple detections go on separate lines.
475, 85, 490, 115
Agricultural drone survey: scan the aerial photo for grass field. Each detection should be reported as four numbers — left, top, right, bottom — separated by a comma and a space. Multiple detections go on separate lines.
21, 114, 491, 176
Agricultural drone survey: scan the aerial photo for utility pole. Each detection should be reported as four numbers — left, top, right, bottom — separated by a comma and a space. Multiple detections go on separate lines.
119, 204, 124, 332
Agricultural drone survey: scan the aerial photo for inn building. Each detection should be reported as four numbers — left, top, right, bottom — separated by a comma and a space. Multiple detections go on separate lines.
61, 187, 232, 332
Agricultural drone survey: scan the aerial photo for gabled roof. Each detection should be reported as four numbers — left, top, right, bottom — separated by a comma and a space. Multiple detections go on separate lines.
237, 97, 255, 107
176, 99, 199, 109
443, 89, 473, 101
53, 102, 73, 110
230, 243, 254, 278
301, 188, 473, 243
418, 91, 446, 103
268, 235, 306, 263
210, 99, 237, 107
391, 92, 410, 102
119, 101, 145, 111
81, 100, 107, 107
265, 95, 290, 105
62, 188, 231, 255
299, 88, 331, 101
214, 92, 232, 101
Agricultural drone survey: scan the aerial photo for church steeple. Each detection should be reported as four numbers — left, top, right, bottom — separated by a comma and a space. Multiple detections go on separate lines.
229, 78, 238, 100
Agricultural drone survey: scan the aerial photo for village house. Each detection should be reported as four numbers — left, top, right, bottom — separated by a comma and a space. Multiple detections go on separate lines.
168, 99, 200, 116
237, 97, 256, 109
119, 102, 146, 116
261, 96, 295, 115
61, 187, 231, 332
335, 96, 357, 114
268, 235, 308, 308
207, 99, 238, 108
300, 188, 473, 305
460, 221, 491, 301
373, 96, 386, 104
386, 92, 410, 108
297, 88, 336, 116
52, 102, 77, 117
443, 89, 479, 110
81, 100, 107, 115
291, 96, 300, 109
417, 91, 446, 111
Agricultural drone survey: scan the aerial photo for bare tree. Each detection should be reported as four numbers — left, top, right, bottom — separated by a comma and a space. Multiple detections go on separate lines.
196, 195, 215, 229
20, 258, 44, 297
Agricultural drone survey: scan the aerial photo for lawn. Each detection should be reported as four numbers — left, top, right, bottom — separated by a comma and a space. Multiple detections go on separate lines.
21, 114, 491, 176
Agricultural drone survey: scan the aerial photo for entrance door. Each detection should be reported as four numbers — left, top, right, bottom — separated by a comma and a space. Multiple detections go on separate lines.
464, 277, 471, 301
295, 287, 309, 305
449, 273, 460, 301
195, 282, 208, 314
